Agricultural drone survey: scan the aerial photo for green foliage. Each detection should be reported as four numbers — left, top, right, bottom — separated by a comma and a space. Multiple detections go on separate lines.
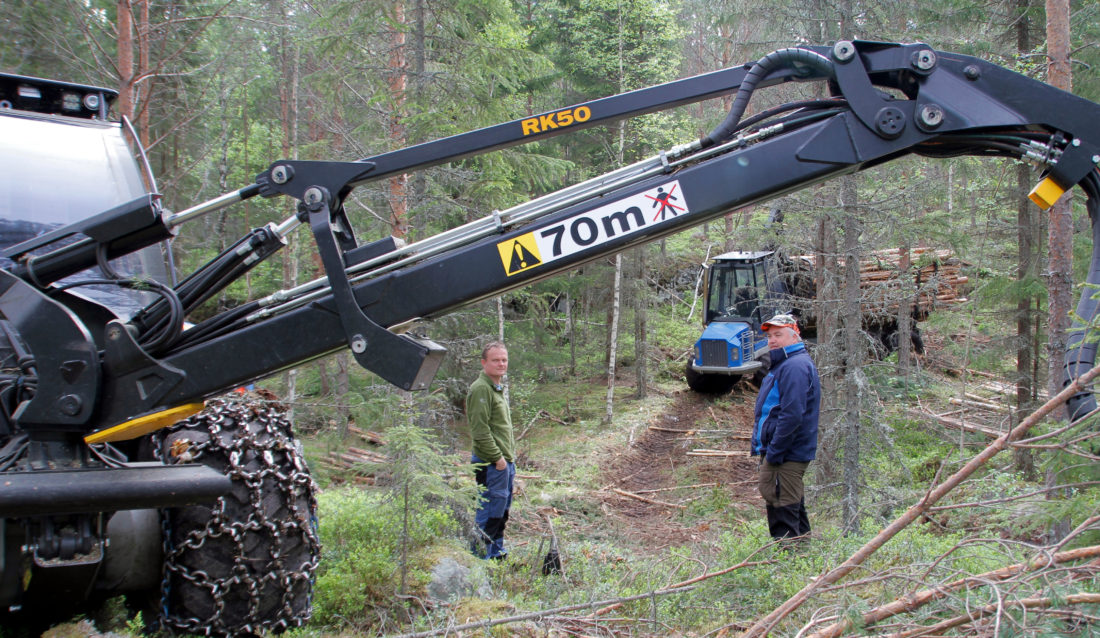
311, 487, 462, 626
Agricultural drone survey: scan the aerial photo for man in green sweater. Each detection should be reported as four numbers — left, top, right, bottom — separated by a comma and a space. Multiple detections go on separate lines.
467, 341, 516, 560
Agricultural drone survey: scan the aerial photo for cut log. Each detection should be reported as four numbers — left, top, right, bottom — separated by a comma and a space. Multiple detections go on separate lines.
347, 424, 386, 445
687, 449, 751, 457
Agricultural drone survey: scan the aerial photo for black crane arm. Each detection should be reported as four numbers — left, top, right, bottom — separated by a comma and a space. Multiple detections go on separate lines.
8, 40, 1100, 436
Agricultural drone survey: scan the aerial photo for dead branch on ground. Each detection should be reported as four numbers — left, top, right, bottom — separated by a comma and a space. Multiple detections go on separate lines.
590, 556, 777, 618
608, 487, 686, 509
805, 545, 1100, 638
389, 585, 697, 638
735, 362, 1100, 638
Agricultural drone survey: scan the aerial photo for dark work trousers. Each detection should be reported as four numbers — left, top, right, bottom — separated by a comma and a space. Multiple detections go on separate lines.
758, 460, 811, 539
473, 454, 515, 559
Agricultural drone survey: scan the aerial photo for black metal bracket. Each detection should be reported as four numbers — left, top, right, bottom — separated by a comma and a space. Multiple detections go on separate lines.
0, 271, 98, 427
304, 189, 444, 390
100, 318, 186, 412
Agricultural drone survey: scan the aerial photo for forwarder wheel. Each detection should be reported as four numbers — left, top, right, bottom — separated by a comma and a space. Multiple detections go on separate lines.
155, 397, 320, 636
685, 356, 738, 394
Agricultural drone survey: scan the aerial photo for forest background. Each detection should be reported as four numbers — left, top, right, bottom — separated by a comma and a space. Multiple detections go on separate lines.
2, 0, 1100, 636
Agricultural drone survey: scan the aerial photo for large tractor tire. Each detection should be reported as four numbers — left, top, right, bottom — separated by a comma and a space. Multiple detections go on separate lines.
155, 398, 320, 636
685, 356, 739, 394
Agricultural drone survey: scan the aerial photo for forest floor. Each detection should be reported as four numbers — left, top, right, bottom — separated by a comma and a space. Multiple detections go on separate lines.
596, 387, 761, 549
504, 381, 766, 568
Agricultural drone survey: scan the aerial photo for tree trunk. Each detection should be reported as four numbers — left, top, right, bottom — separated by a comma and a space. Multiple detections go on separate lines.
1013, 1, 1037, 479
633, 247, 648, 399
840, 175, 862, 535
388, 1, 410, 239
1015, 167, 1037, 478
605, 254, 622, 425
335, 351, 350, 426
136, 0, 151, 146
116, 0, 134, 120
1044, 0, 1073, 543
565, 286, 576, 377
814, 209, 839, 482
278, 5, 300, 416
1045, 0, 1072, 402
896, 241, 911, 377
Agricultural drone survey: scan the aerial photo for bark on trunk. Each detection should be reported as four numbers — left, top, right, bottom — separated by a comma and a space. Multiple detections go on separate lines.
634, 247, 648, 399
840, 175, 862, 535
605, 254, 622, 425
116, 0, 134, 120
1044, 0, 1073, 543
814, 209, 838, 482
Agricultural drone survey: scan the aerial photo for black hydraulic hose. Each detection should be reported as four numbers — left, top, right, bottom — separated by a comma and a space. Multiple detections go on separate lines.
1063, 169, 1100, 422
131, 228, 265, 345
731, 98, 847, 136
702, 47, 834, 149
168, 300, 260, 351
54, 278, 185, 352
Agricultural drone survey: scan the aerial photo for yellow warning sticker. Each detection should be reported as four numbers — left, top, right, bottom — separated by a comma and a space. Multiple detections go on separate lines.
497, 233, 543, 276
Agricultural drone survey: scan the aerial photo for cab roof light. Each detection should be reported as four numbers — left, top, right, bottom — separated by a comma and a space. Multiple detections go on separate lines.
62, 92, 81, 111
17, 85, 41, 100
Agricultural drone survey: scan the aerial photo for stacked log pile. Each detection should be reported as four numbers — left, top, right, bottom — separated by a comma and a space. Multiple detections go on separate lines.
791, 247, 970, 319
322, 425, 389, 486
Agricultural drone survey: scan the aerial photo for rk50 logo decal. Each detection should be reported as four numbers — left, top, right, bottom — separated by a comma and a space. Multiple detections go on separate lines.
497, 181, 687, 277
520, 106, 592, 136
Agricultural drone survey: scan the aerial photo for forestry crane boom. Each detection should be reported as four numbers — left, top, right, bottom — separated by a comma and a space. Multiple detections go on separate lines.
2, 39, 1100, 632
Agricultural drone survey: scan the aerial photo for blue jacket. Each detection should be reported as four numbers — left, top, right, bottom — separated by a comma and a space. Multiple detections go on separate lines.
751, 342, 820, 464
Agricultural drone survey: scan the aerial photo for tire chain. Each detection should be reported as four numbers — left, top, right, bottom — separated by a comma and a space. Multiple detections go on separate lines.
153, 398, 321, 636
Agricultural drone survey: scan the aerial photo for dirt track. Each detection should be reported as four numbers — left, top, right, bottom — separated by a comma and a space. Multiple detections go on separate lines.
599, 386, 763, 550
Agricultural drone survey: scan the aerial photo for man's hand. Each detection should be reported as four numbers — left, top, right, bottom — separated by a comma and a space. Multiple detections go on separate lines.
495, 457, 507, 471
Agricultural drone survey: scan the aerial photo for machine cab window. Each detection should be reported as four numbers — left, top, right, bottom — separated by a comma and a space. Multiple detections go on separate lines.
704, 251, 777, 326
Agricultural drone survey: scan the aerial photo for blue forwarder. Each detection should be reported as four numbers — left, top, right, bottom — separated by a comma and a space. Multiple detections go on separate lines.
686, 251, 784, 393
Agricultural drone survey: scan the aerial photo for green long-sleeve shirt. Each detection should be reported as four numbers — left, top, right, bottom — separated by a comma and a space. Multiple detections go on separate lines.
466, 372, 515, 463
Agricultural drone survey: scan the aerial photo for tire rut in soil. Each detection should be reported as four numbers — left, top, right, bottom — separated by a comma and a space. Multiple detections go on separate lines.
601, 388, 760, 548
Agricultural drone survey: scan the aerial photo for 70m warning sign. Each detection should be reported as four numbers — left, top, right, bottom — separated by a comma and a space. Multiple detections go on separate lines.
496, 181, 687, 277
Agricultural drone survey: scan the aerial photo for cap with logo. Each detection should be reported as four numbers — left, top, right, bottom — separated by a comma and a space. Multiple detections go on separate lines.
761, 313, 799, 334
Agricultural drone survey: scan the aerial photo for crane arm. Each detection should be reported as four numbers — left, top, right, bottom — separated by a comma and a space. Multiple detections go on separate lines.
8, 40, 1100, 432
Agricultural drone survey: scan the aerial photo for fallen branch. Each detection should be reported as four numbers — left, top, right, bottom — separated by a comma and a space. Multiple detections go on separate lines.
389, 585, 697, 638
634, 482, 719, 494
806, 545, 1100, 638
648, 426, 697, 434
884, 592, 1100, 637
687, 449, 750, 457
591, 558, 776, 617
609, 487, 686, 509
906, 408, 1002, 439
737, 362, 1100, 638
708, 406, 725, 428
949, 396, 1009, 413
515, 410, 545, 441
649, 426, 749, 440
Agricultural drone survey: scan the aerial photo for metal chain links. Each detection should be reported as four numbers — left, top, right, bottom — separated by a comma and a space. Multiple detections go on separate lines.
153, 398, 321, 636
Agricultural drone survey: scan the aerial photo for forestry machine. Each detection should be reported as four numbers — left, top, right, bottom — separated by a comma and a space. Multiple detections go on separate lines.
685, 247, 942, 394
686, 251, 777, 393
2, 39, 1100, 634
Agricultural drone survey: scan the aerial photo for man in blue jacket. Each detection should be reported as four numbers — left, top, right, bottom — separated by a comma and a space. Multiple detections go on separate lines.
751, 314, 820, 540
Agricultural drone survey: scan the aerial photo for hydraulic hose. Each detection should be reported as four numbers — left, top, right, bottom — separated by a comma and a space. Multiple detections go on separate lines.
1062, 170, 1100, 422
702, 47, 834, 149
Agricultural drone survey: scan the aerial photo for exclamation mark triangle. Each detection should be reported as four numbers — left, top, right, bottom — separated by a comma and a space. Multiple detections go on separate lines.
508, 240, 541, 274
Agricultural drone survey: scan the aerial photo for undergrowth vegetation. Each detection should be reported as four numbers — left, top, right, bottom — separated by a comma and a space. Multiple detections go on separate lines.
275, 307, 1100, 636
